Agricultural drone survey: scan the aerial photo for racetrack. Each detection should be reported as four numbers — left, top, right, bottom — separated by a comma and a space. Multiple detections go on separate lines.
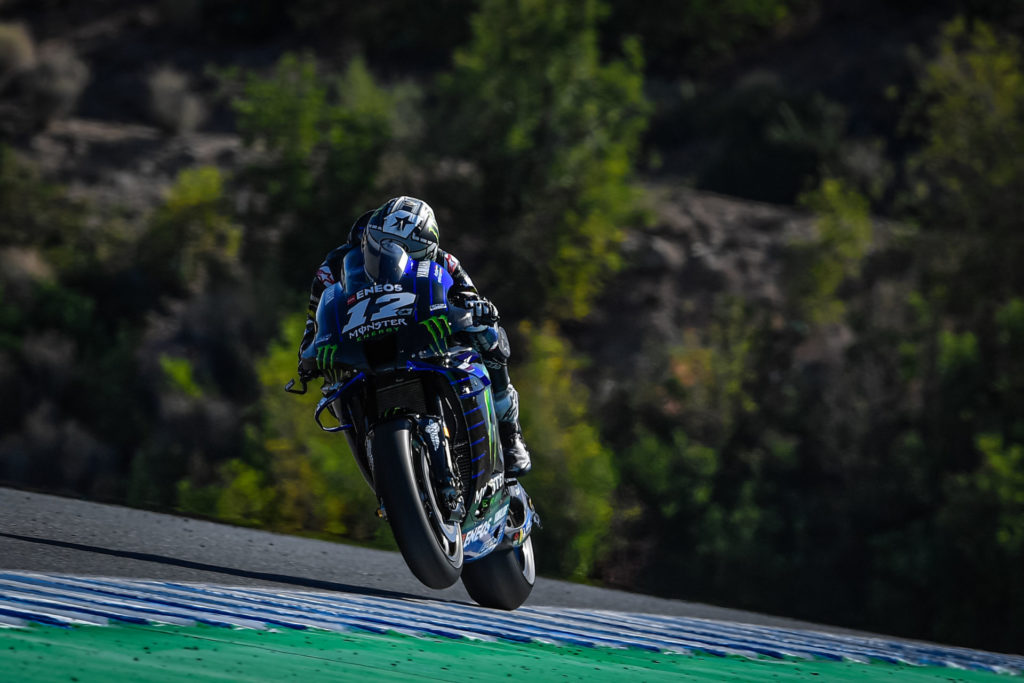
2, 487, 1021, 681
0, 486, 845, 632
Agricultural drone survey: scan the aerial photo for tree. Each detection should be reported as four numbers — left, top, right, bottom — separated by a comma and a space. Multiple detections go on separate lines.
436, 0, 650, 320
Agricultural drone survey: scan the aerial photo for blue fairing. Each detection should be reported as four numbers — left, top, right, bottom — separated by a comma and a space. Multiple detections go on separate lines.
305, 254, 456, 373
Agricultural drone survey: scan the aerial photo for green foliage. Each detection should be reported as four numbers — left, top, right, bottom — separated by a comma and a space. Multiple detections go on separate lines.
619, 429, 718, 522
909, 18, 1024, 233
787, 177, 872, 325
439, 0, 650, 320
516, 321, 616, 579
176, 314, 386, 542
905, 18, 1024, 305
142, 166, 242, 294
937, 330, 979, 379
231, 53, 398, 283
159, 355, 204, 398
967, 434, 1024, 552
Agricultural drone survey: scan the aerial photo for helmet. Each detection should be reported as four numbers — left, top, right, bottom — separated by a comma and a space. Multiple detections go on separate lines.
364, 238, 411, 284
363, 196, 440, 264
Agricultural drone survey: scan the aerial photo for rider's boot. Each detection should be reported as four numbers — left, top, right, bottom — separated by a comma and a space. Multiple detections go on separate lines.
499, 419, 532, 478
476, 326, 532, 478
494, 382, 532, 478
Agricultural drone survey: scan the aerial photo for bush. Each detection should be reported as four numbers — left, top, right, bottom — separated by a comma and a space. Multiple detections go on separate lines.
176, 314, 386, 542
904, 18, 1024, 303
231, 53, 398, 284
516, 321, 617, 578
437, 0, 650, 320
141, 166, 242, 295
786, 177, 873, 325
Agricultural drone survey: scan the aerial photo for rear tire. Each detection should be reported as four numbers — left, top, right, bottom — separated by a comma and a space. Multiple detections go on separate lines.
461, 536, 536, 610
374, 419, 463, 589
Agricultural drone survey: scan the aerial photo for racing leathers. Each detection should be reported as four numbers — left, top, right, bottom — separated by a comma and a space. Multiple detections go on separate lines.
298, 213, 532, 477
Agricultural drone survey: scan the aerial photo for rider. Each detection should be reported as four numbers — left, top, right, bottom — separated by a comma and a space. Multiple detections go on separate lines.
297, 196, 532, 478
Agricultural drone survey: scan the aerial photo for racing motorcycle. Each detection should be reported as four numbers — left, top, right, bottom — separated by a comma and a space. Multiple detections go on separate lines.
286, 243, 539, 610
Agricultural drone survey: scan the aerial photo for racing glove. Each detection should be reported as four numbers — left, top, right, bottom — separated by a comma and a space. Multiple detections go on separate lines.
297, 357, 320, 385
468, 297, 499, 327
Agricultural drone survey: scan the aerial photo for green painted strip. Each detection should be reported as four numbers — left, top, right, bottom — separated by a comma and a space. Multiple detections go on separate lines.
0, 624, 1012, 682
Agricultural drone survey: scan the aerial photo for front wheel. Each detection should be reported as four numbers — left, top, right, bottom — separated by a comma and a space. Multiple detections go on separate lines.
374, 419, 463, 589
461, 535, 536, 610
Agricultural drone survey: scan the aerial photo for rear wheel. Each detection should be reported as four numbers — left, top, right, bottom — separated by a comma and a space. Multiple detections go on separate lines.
461, 535, 535, 610
374, 419, 463, 588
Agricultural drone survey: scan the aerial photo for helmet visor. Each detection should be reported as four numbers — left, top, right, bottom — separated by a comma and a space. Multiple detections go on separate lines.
363, 230, 411, 284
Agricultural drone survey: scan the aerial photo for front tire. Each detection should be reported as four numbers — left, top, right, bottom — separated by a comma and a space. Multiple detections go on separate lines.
374, 419, 463, 589
461, 536, 536, 610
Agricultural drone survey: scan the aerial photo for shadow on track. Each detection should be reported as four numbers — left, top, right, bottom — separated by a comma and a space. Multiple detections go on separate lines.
0, 531, 425, 601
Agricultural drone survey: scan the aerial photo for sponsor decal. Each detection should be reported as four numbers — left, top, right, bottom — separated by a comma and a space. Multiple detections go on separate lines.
419, 315, 451, 356
316, 265, 336, 286
383, 210, 418, 236
463, 503, 510, 545
423, 219, 439, 241
343, 291, 417, 336
355, 283, 403, 301
316, 344, 339, 369
474, 471, 505, 503
463, 521, 492, 545
430, 303, 447, 312
417, 261, 431, 279
444, 253, 459, 275
346, 317, 407, 340
425, 421, 441, 450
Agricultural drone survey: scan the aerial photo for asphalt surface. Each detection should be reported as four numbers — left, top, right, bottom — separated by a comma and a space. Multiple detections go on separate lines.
0, 486, 864, 635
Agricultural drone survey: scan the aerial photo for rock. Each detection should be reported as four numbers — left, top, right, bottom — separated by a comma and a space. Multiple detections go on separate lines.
568, 184, 818, 399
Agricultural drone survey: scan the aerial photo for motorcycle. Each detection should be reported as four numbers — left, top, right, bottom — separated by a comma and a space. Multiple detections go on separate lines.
285, 244, 539, 610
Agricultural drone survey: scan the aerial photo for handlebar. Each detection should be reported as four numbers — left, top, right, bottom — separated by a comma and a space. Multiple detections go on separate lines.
284, 378, 308, 395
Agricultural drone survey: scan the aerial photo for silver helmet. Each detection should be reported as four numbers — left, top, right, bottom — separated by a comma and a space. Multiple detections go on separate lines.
363, 196, 440, 263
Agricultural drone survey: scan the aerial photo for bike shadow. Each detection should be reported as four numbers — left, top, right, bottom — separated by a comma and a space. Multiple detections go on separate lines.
0, 531, 431, 602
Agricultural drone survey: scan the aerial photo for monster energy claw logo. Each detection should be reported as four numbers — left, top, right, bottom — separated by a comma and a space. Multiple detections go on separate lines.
316, 344, 339, 369
420, 315, 451, 356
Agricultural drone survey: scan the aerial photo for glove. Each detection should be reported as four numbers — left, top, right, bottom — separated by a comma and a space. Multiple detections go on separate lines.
468, 298, 499, 327
298, 358, 320, 384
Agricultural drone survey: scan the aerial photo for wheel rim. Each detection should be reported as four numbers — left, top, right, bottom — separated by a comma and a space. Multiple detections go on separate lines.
417, 445, 462, 563
516, 536, 536, 584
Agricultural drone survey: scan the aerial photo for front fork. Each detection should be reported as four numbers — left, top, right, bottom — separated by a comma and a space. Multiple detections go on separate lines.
414, 407, 466, 523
